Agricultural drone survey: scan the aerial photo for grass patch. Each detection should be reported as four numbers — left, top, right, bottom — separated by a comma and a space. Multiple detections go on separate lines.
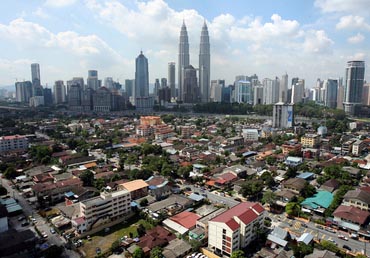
80, 217, 153, 258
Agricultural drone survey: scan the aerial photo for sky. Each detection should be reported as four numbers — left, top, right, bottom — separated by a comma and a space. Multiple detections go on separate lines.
0, 0, 370, 89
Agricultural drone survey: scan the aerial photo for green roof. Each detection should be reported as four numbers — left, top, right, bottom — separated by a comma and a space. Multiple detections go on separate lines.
301, 191, 333, 209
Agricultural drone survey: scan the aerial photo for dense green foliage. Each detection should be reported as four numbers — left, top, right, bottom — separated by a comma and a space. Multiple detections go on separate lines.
324, 185, 353, 217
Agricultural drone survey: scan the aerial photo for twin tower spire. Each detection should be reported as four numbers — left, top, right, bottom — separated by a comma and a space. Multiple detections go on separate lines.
178, 21, 210, 103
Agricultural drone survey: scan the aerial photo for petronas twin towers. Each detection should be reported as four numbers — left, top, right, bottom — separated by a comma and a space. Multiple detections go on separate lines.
178, 21, 210, 103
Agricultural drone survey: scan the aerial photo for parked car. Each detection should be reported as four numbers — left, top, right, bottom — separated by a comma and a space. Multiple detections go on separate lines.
41, 232, 48, 238
21, 221, 30, 227
343, 245, 352, 251
96, 247, 101, 254
17, 216, 25, 221
50, 228, 56, 234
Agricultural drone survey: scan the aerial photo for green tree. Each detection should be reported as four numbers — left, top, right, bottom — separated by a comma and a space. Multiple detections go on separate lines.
292, 242, 313, 258
300, 183, 316, 198
320, 240, 339, 253
80, 170, 94, 186
230, 250, 245, 258
266, 156, 277, 165
189, 239, 202, 252
111, 240, 120, 252
261, 190, 276, 205
140, 198, 149, 207
133, 247, 144, 258
150, 247, 163, 258
239, 180, 263, 200
285, 202, 301, 217
4, 166, 17, 179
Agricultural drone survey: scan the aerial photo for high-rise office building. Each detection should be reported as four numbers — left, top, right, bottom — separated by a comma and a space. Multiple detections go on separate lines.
178, 22, 190, 102
15, 81, 32, 103
104, 77, 114, 89
135, 51, 153, 109
337, 85, 344, 110
168, 62, 176, 99
253, 84, 264, 105
263, 77, 280, 105
234, 80, 253, 104
87, 70, 99, 90
280, 73, 288, 103
125, 79, 134, 99
54, 80, 66, 104
43, 88, 53, 106
67, 77, 84, 95
291, 79, 305, 104
183, 65, 199, 103
210, 80, 224, 102
135, 51, 149, 99
323, 79, 338, 109
154, 79, 160, 99
343, 61, 365, 115
199, 21, 210, 103
362, 83, 370, 106
31, 63, 41, 87
161, 78, 167, 88
68, 84, 82, 110
81, 88, 94, 111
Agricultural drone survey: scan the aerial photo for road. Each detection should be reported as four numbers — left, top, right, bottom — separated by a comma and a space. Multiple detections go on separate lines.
184, 184, 240, 208
270, 213, 370, 255
1, 177, 80, 258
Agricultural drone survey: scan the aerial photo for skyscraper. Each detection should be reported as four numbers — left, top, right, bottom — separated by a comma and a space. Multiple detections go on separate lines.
291, 79, 305, 104
53, 80, 66, 104
343, 60, 365, 115
178, 21, 190, 102
273, 103, 294, 128
125, 79, 134, 98
234, 80, 253, 104
280, 73, 288, 103
183, 65, 199, 103
210, 80, 224, 102
31, 63, 43, 96
135, 51, 149, 99
135, 51, 153, 109
31, 63, 41, 87
15, 81, 32, 103
168, 62, 176, 99
263, 77, 280, 105
87, 70, 99, 90
323, 79, 338, 109
199, 21, 210, 103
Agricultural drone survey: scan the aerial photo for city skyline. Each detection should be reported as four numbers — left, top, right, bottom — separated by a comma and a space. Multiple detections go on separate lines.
0, 0, 370, 88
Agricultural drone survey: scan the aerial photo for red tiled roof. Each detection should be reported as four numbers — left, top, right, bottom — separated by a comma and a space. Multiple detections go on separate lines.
170, 211, 200, 229
333, 205, 370, 225
225, 219, 239, 231
210, 202, 265, 231
216, 172, 237, 184
360, 186, 370, 194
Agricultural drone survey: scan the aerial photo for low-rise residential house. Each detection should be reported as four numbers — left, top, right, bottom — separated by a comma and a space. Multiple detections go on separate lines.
285, 156, 303, 167
352, 140, 366, 156
266, 226, 289, 249
146, 176, 171, 201
342, 139, 356, 155
208, 202, 265, 257
163, 211, 200, 235
343, 189, 370, 211
333, 205, 370, 231
137, 226, 176, 255
162, 238, 192, 258
72, 188, 131, 233
119, 179, 149, 200
301, 191, 333, 214
222, 165, 248, 178
319, 179, 340, 193
281, 178, 306, 194
32, 178, 83, 204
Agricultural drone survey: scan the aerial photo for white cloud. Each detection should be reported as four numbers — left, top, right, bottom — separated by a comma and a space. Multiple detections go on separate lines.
348, 33, 365, 44
336, 15, 370, 30
348, 52, 366, 60
314, 0, 370, 14
33, 7, 50, 19
303, 30, 334, 53
0, 18, 130, 75
45, 0, 76, 8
